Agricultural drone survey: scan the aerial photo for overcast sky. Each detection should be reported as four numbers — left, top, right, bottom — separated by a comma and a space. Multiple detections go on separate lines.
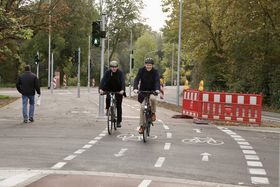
141, 0, 168, 32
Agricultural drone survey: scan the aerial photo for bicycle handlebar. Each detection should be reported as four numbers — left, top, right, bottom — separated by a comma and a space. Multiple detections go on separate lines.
137, 90, 158, 96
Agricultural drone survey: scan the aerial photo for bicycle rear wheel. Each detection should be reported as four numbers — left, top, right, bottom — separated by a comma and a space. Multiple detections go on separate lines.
107, 107, 113, 135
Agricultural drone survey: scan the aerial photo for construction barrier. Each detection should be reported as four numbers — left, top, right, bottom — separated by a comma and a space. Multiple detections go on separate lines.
52, 77, 57, 89
63, 75, 67, 88
182, 89, 262, 125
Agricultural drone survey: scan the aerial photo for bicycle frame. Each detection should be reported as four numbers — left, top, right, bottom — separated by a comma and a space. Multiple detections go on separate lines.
139, 91, 155, 142
106, 92, 118, 135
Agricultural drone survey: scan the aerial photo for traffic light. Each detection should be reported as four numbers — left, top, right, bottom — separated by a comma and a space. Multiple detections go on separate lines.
34, 54, 39, 65
72, 50, 78, 64
92, 21, 101, 47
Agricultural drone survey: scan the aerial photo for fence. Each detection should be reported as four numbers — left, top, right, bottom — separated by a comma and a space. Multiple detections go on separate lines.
182, 89, 262, 125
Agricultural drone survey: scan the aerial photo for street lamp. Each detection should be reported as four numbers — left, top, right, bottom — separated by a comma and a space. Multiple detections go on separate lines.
176, 0, 183, 106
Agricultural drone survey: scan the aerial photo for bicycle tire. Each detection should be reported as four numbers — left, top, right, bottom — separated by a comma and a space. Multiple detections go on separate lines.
143, 112, 148, 143
107, 107, 113, 135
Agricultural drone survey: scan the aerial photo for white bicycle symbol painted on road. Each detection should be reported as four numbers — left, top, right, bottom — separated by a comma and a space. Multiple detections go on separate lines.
117, 133, 157, 141
182, 137, 224, 145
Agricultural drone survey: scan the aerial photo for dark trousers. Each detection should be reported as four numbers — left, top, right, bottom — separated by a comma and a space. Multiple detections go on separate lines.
106, 94, 123, 123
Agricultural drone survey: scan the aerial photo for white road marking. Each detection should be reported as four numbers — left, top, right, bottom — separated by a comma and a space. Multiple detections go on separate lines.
64, 155, 77, 161
99, 133, 106, 137
74, 149, 85, 154
193, 129, 202, 133
94, 136, 102, 140
231, 135, 242, 138
0, 172, 39, 187
83, 144, 92, 149
88, 140, 98, 144
166, 133, 172, 139
234, 138, 246, 141
114, 148, 128, 157
164, 143, 171, 150
251, 177, 270, 184
158, 119, 169, 130
240, 145, 253, 149
201, 153, 211, 161
247, 161, 263, 167
242, 150, 256, 154
138, 179, 152, 187
245, 155, 260, 160
237, 141, 250, 145
249, 168, 267, 175
154, 157, 165, 167
51, 162, 67, 169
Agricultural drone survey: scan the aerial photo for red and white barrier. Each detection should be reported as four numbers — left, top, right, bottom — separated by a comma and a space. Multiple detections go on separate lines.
63, 75, 67, 88
52, 77, 57, 89
182, 90, 262, 125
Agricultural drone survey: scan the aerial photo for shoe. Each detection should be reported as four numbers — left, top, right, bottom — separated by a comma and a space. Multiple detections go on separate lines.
23, 119, 28, 123
151, 113, 156, 121
138, 126, 144, 134
29, 117, 34, 122
117, 122, 122, 128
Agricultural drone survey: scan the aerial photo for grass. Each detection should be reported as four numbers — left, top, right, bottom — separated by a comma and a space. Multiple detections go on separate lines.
0, 95, 19, 108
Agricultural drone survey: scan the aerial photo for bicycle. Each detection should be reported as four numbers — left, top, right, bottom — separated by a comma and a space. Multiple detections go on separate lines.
138, 91, 157, 143
103, 92, 119, 135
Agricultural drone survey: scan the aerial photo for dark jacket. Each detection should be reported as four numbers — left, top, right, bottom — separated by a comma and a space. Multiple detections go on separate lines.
16, 71, 41, 96
133, 67, 160, 103
100, 69, 125, 92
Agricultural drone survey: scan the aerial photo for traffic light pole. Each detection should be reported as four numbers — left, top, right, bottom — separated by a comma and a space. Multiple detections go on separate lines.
98, 13, 106, 117
129, 30, 132, 98
77, 47, 81, 98
36, 51, 39, 78
51, 52, 54, 94
87, 36, 91, 92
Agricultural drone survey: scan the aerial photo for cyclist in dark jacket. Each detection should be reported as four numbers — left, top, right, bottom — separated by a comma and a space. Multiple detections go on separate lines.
16, 65, 41, 123
133, 58, 160, 134
99, 60, 125, 127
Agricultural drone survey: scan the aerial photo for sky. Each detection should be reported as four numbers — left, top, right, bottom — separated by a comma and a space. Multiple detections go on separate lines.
141, 0, 168, 32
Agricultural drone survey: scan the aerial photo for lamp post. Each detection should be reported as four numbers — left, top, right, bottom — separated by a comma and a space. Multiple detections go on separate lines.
176, 0, 183, 106
48, 0, 51, 89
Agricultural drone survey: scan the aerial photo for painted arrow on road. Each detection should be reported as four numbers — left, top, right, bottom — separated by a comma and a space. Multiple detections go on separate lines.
201, 152, 211, 161
193, 129, 202, 133
114, 148, 128, 157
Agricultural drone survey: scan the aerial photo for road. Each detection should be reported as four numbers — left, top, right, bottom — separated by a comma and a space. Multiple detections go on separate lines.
0, 87, 279, 187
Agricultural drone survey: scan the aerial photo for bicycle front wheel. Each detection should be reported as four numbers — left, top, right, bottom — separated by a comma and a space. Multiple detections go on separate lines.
143, 113, 148, 143
107, 107, 113, 135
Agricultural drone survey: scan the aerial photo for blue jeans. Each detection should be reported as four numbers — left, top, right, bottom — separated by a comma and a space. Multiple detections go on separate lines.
22, 95, 35, 120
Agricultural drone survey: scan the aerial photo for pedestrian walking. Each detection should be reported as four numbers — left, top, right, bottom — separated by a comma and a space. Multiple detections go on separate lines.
16, 65, 41, 123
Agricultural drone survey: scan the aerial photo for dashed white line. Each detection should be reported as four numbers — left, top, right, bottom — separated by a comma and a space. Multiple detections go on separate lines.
245, 155, 260, 160
242, 150, 256, 154
240, 145, 253, 149
154, 157, 165, 168
74, 149, 86, 154
164, 143, 171, 150
237, 141, 250, 145
247, 161, 263, 167
138, 179, 152, 187
88, 140, 98, 144
51, 162, 67, 169
94, 136, 103, 140
251, 177, 270, 184
249, 168, 267, 175
64, 155, 77, 161
83, 144, 92, 149
166, 133, 172, 139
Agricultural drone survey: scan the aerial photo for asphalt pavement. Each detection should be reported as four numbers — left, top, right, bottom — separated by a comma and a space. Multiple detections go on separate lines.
0, 87, 279, 187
